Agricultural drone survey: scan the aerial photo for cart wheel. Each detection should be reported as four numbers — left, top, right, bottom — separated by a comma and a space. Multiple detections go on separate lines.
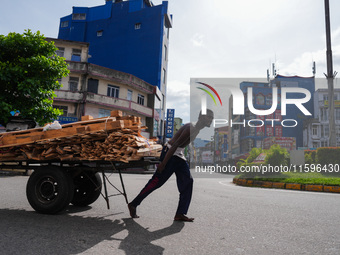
71, 171, 102, 207
26, 167, 74, 214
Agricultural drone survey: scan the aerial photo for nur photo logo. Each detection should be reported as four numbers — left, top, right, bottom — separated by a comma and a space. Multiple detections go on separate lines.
194, 80, 313, 128
196, 82, 223, 115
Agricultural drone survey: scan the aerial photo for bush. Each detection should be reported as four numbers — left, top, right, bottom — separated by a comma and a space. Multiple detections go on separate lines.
238, 145, 289, 178
237, 147, 262, 168
237, 147, 262, 178
316, 147, 340, 165
265, 144, 289, 166
316, 147, 340, 176
304, 150, 316, 164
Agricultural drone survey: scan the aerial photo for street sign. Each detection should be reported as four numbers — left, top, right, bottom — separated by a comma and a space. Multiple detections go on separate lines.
166, 109, 175, 138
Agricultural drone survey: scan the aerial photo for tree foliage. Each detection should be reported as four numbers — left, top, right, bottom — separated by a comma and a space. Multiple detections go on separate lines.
0, 30, 69, 126
265, 144, 289, 166
236, 147, 262, 172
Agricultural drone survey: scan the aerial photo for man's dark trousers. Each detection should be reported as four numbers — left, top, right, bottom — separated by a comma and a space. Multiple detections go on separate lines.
130, 146, 193, 215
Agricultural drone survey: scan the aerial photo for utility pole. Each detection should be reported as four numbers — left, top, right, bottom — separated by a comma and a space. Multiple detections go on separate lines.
324, 0, 337, 147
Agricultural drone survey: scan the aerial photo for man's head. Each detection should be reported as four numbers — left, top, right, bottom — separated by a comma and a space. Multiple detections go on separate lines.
197, 109, 214, 128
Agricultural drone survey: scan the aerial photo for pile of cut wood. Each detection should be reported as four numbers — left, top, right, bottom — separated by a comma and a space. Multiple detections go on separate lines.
0, 110, 162, 163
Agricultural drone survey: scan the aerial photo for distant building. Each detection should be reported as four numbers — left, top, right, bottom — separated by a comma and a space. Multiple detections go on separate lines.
193, 138, 210, 148
271, 75, 315, 149
303, 88, 340, 148
173, 117, 183, 134
48, 38, 159, 138
57, 0, 172, 139
228, 95, 241, 159
229, 75, 315, 156
214, 126, 228, 163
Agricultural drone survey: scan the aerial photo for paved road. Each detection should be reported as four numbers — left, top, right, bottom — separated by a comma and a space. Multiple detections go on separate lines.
1, 171, 340, 255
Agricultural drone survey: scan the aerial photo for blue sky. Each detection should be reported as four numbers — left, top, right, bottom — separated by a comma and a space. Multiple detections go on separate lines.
1, 0, 340, 123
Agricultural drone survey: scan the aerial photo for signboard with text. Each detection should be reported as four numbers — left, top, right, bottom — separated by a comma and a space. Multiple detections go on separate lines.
166, 109, 175, 138
57, 116, 78, 125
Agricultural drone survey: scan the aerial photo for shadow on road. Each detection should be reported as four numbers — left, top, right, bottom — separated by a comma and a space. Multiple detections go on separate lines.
0, 209, 184, 254
118, 218, 185, 255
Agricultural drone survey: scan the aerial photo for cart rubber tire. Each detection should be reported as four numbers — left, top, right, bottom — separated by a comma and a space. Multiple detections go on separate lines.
71, 171, 102, 207
26, 167, 74, 214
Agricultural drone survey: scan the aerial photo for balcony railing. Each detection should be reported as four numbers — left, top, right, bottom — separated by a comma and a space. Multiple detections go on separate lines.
86, 93, 153, 117
54, 90, 153, 117
55, 90, 83, 101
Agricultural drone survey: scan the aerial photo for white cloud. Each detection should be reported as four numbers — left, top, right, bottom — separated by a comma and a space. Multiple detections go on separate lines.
166, 80, 190, 122
277, 25, 340, 78
191, 33, 205, 47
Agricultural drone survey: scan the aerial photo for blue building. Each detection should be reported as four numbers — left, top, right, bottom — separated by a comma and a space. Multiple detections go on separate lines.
238, 75, 315, 153
58, 0, 172, 138
271, 75, 315, 149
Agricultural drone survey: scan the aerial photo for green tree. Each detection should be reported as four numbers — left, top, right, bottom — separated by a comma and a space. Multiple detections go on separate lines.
0, 30, 69, 127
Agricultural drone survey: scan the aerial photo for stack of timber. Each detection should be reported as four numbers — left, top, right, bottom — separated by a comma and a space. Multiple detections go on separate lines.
0, 110, 162, 163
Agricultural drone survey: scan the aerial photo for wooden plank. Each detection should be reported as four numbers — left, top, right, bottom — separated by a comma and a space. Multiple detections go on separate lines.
59, 154, 74, 161
81, 115, 93, 121
111, 110, 123, 117
0, 112, 160, 163
60, 116, 117, 128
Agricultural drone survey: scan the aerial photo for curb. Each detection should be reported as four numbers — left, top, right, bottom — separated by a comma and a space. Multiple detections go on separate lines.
233, 178, 340, 193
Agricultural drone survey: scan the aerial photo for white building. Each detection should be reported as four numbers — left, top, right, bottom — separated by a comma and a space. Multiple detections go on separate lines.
47, 38, 162, 138
303, 89, 340, 148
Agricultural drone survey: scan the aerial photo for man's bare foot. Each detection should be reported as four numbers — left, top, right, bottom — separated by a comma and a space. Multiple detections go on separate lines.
174, 214, 194, 222
128, 203, 139, 218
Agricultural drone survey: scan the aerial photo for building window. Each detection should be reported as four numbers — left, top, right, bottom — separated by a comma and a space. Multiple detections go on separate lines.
72, 13, 86, 20
56, 47, 65, 57
137, 94, 145, 105
313, 142, 319, 148
99, 109, 111, 118
163, 68, 166, 84
266, 94, 272, 106
127, 89, 133, 101
336, 109, 340, 121
320, 108, 328, 121
256, 94, 265, 105
107, 85, 120, 98
164, 45, 167, 61
162, 94, 165, 110
249, 127, 255, 136
135, 23, 141, 30
71, 49, 82, 62
61, 21, 69, 28
54, 105, 68, 117
97, 30, 103, 37
321, 141, 328, 147
312, 125, 318, 136
323, 94, 328, 101
69, 77, 79, 92
337, 126, 340, 138
324, 125, 329, 137
87, 78, 98, 94
165, 27, 170, 39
